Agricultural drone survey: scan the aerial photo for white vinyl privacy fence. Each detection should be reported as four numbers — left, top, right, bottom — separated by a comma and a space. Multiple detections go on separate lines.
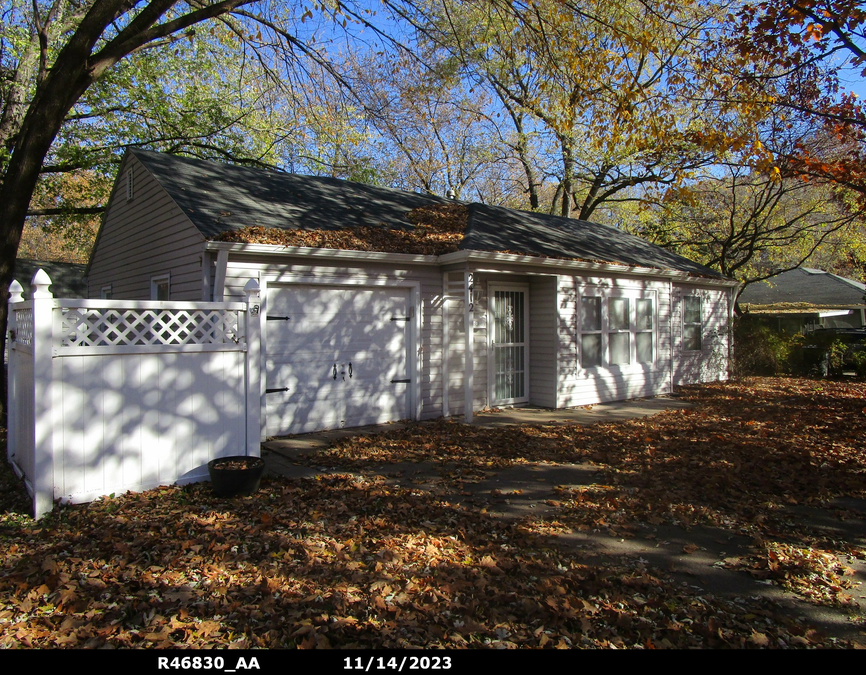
7, 270, 262, 518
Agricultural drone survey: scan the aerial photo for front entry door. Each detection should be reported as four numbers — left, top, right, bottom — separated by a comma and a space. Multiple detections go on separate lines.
490, 286, 529, 405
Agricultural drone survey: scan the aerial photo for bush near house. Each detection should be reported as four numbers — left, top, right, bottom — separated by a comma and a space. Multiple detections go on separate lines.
734, 315, 866, 377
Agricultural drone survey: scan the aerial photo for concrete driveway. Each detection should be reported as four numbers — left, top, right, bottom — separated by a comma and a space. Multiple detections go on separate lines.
260, 395, 866, 646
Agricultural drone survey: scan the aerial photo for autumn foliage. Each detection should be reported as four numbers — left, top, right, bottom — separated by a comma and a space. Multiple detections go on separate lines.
0, 378, 863, 648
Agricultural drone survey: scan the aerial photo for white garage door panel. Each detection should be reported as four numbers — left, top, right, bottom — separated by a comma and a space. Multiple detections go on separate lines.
265, 285, 411, 436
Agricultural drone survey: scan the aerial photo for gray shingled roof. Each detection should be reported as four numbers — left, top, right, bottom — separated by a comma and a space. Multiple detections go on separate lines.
463, 203, 720, 276
131, 149, 447, 238
131, 149, 722, 277
739, 268, 866, 307
13, 258, 88, 298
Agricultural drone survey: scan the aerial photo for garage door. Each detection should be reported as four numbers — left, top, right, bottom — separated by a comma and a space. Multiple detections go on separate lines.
265, 285, 412, 436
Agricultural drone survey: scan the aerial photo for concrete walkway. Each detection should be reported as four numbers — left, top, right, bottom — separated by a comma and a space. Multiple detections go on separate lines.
259, 395, 866, 646
261, 395, 693, 476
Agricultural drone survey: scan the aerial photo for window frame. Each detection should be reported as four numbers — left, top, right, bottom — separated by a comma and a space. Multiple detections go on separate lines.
682, 295, 703, 352
151, 273, 170, 301
577, 288, 657, 370
579, 295, 603, 368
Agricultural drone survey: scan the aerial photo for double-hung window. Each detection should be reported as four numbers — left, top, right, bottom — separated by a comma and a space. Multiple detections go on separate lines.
580, 297, 603, 367
578, 291, 655, 368
683, 296, 702, 351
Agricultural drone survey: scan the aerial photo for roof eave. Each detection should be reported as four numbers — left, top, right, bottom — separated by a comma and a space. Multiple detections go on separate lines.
741, 303, 866, 314
440, 249, 738, 285
204, 240, 441, 265
204, 241, 736, 285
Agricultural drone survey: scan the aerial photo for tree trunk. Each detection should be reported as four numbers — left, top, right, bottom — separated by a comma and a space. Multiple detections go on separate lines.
0, 0, 137, 422
560, 138, 574, 218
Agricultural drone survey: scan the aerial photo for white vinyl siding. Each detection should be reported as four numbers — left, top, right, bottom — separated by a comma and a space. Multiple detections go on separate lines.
529, 276, 557, 408
558, 275, 673, 408
673, 285, 731, 385
443, 271, 488, 416
88, 155, 206, 300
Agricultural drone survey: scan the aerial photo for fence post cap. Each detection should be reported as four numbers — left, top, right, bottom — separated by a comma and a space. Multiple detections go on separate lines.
8, 279, 24, 303
243, 278, 260, 293
31, 269, 53, 298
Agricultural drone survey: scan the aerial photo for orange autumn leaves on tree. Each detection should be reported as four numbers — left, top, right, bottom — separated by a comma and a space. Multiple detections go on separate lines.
737, 1, 866, 75
732, 1, 866, 202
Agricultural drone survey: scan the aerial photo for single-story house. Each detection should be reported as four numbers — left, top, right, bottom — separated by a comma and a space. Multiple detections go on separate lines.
738, 268, 866, 335
86, 149, 738, 437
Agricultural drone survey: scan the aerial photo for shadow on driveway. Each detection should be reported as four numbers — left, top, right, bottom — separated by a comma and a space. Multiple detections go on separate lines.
262, 395, 866, 646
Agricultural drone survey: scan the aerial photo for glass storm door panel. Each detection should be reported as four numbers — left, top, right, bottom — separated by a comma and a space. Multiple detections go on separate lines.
491, 289, 528, 404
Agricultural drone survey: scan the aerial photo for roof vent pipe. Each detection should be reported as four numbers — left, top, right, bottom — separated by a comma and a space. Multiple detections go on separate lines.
446, 188, 456, 200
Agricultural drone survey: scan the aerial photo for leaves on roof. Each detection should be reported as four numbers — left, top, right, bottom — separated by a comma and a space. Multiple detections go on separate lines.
742, 302, 865, 313
211, 204, 467, 256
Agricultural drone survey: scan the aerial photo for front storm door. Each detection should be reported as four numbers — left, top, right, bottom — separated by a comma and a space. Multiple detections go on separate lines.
490, 287, 529, 405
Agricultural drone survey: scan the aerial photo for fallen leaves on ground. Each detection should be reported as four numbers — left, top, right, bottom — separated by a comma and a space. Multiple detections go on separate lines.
298, 377, 866, 610
1, 377, 863, 648
723, 543, 860, 609
0, 474, 841, 649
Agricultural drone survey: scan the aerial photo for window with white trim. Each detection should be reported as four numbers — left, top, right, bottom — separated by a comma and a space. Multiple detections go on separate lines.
151, 274, 170, 300
578, 291, 655, 368
683, 295, 702, 351
100, 285, 112, 299
580, 296, 603, 367
608, 297, 630, 365
635, 298, 654, 362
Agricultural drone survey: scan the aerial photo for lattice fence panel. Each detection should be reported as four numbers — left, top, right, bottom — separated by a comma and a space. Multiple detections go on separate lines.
14, 308, 33, 345
58, 307, 242, 348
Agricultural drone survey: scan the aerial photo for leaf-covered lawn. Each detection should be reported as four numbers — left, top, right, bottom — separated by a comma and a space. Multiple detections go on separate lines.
0, 377, 864, 649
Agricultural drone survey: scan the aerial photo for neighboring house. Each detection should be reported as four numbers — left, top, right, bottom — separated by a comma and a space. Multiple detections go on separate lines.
87, 149, 738, 436
738, 268, 866, 335
13, 258, 88, 298
6, 259, 87, 365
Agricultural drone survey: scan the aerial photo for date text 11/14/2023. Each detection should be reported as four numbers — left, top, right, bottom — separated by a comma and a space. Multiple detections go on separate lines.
344, 657, 452, 671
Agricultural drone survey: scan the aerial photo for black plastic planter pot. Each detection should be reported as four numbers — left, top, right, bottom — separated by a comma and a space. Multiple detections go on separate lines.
207, 455, 265, 497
